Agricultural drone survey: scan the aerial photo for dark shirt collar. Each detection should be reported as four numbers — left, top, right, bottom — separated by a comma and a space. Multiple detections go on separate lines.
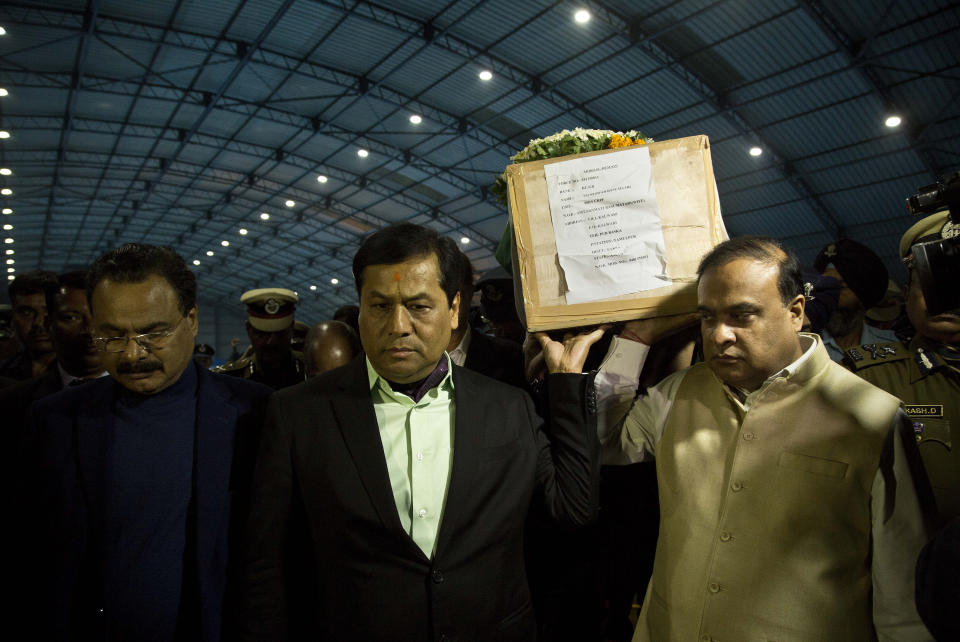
384, 357, 450, 403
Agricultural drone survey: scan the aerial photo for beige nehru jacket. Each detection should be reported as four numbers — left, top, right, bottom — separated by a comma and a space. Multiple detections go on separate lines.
595, 334, 931, 642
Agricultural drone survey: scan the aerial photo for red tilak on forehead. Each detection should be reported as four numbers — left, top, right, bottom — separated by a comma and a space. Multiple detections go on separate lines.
393, 272, 402, 281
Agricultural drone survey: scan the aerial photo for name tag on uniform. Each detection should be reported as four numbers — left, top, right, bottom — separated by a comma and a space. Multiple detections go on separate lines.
904, 404, 944, 418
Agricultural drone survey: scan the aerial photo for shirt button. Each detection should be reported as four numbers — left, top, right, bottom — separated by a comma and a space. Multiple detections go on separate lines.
432, 569, 444, 583
417, 508, 427, 519
700, 635, 711, 642
743, 432, 754, 441
719, 531, 731, 542
416, 451, 424, 462
731, 481, 743, 491
709, 582, 720, 593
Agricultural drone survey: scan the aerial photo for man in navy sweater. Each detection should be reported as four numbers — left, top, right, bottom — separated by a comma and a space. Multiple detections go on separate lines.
15, 244, 272, 642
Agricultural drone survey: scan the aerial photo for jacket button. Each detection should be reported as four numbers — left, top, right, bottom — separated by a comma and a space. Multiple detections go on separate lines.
709, 582, 720, 593
731, 481, 743, 491
742, 432, 754, 441
432, 569, 444, 583
719, 531, 731, 542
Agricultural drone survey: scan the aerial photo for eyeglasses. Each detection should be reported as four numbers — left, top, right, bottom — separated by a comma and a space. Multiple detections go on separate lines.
93, 317, 185, 353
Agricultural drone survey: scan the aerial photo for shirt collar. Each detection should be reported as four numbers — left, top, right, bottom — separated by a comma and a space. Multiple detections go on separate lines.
448, 329, 471, 367
726, 333, 819, 405
57, 362, 108, 387
366, 353, 455, 402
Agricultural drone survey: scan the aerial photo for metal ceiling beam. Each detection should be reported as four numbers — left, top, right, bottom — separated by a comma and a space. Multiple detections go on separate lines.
93, 0, 296, 258
582, 0, 841, 237
65, 0, 187, 262
798, 0, 941, 178
38, 0, 98, 265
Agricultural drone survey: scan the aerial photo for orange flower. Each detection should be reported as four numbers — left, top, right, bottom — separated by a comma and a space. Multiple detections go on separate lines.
608, 133, 645, 148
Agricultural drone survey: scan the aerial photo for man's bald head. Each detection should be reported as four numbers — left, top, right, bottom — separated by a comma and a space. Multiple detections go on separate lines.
303, 321, 361, 377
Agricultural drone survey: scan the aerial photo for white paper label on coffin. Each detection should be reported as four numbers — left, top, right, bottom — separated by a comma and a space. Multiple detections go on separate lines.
506, 135, 729, 331
543, 145, 669, 303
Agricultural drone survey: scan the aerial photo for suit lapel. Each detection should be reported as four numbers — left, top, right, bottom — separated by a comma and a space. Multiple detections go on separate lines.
434, 365, 485, 555
193, 367, 236, 579
75, 379, 115, 540
331, 359, 411, 542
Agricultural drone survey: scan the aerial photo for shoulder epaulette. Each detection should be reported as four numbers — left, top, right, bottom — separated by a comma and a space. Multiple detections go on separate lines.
212, 355, 253, 375
844, 341, 909, 370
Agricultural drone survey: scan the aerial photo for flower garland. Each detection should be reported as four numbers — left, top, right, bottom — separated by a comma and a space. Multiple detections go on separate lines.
491, 127, 651, 207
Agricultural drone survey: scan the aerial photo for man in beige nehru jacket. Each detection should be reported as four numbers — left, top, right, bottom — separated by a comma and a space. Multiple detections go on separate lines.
595, 236, 933, 641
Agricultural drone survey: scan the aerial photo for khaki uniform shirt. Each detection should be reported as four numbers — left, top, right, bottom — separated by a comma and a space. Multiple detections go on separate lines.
846, 335, 960, 522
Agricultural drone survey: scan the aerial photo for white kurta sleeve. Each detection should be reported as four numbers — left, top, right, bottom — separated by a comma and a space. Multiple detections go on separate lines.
594, 335, 685, 466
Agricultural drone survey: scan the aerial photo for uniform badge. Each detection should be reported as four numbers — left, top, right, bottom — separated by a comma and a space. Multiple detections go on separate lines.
904, 404, 944, 418
915, 348, 935, 374
912, 422, 924, 442
942, 219, 960, 240
264, 298, 280, 314
824, 243, 837, 258
847, 348, 864, 362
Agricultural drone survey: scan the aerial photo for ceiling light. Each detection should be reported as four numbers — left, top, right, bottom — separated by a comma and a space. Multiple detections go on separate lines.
357, 149, 369, 158
4, 238, 13, 244
330, 277, 339, 285
316, 174, 328, 183
220, 240, 229, 247
0, 27, 6, 36
6, 259, 13, 264
206, 250, 214, 256
0, 131, 9, 139
574, 9, 591, 23
193, 259, 200, 266
0, 89, 7, 97
238, 228, 248, 235
260, 212, 270, 220
285, 200, 296, 208
309, 284, 317, 291
460, 236, 470, 245
7, 267, 14, 273
2, 208, 11, 214
749, 146, 763, 157
0, 168, 10, 175
7, 275, 13, 281
2, 224, 11, 230
885, 115, 902, 128
4, 249, 12, 254
1, 188, 12, 195
409, 114, 422, 125
478, 70, 493, 81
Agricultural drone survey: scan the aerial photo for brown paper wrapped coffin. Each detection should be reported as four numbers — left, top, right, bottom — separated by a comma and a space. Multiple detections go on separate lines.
506, 134, 728, 332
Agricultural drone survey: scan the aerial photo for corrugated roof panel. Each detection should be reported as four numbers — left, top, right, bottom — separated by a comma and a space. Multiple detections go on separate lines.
446, 0, 557, 51
493, 9, 622, 78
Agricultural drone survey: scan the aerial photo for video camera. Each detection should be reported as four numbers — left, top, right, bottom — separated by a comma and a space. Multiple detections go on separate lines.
905, 171, 960, 316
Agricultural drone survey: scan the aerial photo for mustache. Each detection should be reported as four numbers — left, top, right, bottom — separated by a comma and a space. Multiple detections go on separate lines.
116, 359, 163, 374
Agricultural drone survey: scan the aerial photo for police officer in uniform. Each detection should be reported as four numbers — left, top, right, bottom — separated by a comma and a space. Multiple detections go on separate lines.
215, 288, 306, 390
193, 343, 215, 369
844, 211, 960, 523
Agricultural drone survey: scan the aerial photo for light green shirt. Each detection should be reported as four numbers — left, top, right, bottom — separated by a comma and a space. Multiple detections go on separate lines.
366, 355, 456, 558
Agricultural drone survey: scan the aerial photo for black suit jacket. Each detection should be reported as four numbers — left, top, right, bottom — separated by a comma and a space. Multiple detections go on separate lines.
241, 357, 599, 641
462, 328, 527, 390
15, 363, 272, 642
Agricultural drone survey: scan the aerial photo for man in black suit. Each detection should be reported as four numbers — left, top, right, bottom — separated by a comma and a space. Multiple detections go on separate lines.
16, 244, 271, 642
446, 249, 526, 389
0, 271, 105, 489
241, 223, 603, 641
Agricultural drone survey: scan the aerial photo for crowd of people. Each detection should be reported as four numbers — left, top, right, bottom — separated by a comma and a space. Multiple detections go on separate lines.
0, 213, 956, 641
